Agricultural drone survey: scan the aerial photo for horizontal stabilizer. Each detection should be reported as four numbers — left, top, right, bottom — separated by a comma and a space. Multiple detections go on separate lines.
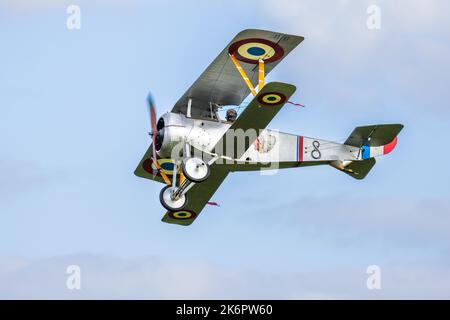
345, 124, 403, 147
330, 158, 376, 180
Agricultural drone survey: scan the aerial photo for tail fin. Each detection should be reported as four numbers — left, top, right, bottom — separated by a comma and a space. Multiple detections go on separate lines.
330, 124, 403, 179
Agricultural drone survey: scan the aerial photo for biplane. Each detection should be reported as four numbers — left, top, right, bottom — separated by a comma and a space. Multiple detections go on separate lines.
135, 29, 403, 226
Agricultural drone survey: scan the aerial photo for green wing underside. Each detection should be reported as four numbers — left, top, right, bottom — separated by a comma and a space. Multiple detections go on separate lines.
161, 166, 229, 226
134, 147, 229, 226
134, 144, 166, 184
227, 82, 296, 133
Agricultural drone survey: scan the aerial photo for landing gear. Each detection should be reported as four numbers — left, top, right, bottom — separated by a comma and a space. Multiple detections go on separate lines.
159, 185, 188, 211
159, 156, 212, 212
181, 157, 210, 182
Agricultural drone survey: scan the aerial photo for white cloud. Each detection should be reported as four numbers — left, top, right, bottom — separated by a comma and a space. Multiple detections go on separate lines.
1, 254, 450, 299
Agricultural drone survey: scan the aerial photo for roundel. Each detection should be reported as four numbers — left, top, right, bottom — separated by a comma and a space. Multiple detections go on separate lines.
142, 158, 154, 174
257, 92, 287, 106
169, 210, 196, 220
143, 158, 177, 176
228, 38, 284, 64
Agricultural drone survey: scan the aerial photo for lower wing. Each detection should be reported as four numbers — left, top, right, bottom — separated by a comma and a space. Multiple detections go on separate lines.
161, 165, 228, 226
134, 144, 177, 184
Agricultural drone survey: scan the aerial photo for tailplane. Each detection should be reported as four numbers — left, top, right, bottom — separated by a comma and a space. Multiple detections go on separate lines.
330, 124, 403, 179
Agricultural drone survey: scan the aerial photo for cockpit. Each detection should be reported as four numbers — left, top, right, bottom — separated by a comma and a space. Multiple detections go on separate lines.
208, 103, 238, 123
182, 98, 239, 124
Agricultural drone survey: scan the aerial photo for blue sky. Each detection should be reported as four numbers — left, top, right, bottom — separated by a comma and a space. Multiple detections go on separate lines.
1, 0, 450, 298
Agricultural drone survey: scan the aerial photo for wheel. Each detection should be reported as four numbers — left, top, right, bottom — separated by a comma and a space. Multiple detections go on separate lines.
159, 185, 188, 211
181, 157, 210, 182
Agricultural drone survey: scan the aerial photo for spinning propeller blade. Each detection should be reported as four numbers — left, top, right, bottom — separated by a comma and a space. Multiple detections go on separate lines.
146, 94, 171, 185
147, 94, 158, 164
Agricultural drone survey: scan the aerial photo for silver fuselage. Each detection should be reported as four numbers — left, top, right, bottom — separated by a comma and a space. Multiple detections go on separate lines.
157, 112, 360, 169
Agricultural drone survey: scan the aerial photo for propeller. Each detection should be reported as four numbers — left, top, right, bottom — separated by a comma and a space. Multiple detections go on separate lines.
146, 94, 171, 185
147, 94, 158, 177
147, 94, 158, 171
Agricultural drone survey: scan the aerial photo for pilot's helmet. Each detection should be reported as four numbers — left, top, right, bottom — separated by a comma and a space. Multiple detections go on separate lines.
226, 109, 237, 122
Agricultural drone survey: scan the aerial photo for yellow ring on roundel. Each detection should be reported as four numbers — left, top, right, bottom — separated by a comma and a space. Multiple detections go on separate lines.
237, 42, 276, 61
172, 210, 193, 219
262, 94, 282, 104
151, 158, 177, 175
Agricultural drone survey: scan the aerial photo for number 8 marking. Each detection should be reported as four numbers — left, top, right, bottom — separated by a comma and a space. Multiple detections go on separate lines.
311, 140, 321, 159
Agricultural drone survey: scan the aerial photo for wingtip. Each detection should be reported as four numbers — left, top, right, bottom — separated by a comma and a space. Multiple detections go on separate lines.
161, 216, 193, 226
235, 29, 305, 41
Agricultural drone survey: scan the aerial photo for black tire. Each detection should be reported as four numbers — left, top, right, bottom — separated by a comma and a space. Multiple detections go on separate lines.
181, 158, 210, 183
159, 185, 188, 211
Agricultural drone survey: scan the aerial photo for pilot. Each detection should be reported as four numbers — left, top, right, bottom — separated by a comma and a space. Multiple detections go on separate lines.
226, 109, 237, 122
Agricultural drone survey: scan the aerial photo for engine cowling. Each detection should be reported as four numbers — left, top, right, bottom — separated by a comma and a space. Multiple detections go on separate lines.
155, 113, 188, 158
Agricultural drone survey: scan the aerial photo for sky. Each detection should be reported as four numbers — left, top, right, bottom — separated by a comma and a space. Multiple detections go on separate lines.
1, 0, 450, 299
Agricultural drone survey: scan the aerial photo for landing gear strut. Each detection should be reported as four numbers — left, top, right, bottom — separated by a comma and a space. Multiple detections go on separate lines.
159, 185, 188, 211
159, 156, 211, 211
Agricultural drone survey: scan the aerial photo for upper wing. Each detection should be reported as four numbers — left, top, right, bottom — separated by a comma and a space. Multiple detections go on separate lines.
213, 82, 296, 159
161, 165, 228, 226
172, 29, 304, 118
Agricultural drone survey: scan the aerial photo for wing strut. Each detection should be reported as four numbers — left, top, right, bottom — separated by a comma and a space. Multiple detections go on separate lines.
229, 54, 267, 96
229, 54, 258, 96
230, 52, 305, 109
258, 59, 265, 90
